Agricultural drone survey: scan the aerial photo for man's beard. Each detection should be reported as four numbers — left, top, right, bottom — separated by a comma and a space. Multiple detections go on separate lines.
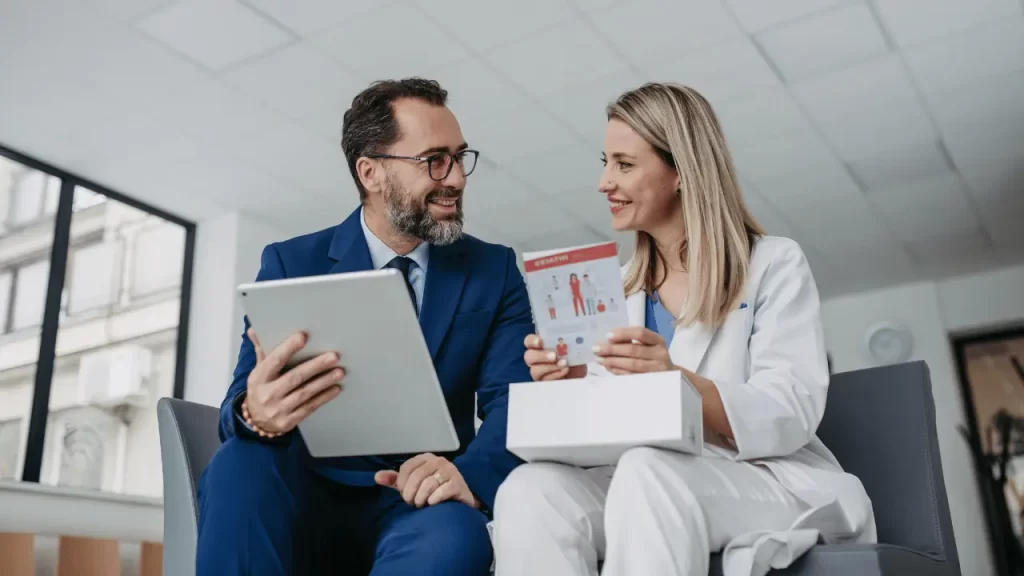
382, 171, 464, 246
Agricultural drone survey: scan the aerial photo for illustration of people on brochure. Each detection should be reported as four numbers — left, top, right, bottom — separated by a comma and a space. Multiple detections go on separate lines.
523, 242, 629, 366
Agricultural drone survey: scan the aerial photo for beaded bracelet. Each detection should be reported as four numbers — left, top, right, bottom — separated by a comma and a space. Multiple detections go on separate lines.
241, 400, 281, 439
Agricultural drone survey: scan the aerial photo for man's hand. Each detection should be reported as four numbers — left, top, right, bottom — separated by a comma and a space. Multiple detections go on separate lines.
244, 328, 344, 437
374, 453, 478, 509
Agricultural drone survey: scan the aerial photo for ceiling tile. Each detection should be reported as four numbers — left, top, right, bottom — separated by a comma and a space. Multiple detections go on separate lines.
903, 17, 1024, 94
222, 41, 365, 140
875, 0, 1022, 48
941, 116, 1024, 165
726, 0, 846, 33
241, 0, 384, 36
588, 0, 743, 62
538, 68, 645, 143
791, 55, 937, 160
311, 3, 465, 80
89, 0, 176, 22
925, 70, 1024, 132
958, 156, 1024, 202
483, 18, 632, 99
459, 101, 581, 164
729, 125, 843, 184
714, 86, 813, 148
551, 187, 614, 233
414, 0, 577, 52
643, 39, 780, 105
467, 196, 582, 239
428, 57, 532, 124
741, 189, 799, 238
138, 0, 294, 71
810, 242, 921, 293
514, 145, 601, 197
866, 172, 980, 241
757, 3, 889, 82
521, 227, 605, 253
906, 228, 1001, 280
848, 141, 951, 188
771, 190, 892, 253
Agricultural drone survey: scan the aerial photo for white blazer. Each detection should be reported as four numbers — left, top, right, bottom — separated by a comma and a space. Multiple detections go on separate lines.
591, 235, 877, 571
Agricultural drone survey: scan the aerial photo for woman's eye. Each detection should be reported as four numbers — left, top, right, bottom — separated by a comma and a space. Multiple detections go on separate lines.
618, 162, 632, 169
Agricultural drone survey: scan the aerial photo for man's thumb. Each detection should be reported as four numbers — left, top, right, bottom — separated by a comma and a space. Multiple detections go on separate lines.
374, 470, 398, 488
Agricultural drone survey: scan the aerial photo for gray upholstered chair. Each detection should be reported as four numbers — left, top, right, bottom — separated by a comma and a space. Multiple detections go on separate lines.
158, 360, 961, 575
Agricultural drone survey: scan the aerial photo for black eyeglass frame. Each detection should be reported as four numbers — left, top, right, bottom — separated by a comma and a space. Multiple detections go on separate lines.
365, 149, 480, 181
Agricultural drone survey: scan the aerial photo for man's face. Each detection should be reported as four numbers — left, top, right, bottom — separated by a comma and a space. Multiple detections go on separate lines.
379, 98, 468, 246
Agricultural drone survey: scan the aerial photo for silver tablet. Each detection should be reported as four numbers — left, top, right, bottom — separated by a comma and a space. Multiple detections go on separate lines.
237, 269, 459, 458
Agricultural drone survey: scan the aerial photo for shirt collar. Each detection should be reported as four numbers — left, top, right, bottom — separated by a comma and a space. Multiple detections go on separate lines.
360, 207, 430, 271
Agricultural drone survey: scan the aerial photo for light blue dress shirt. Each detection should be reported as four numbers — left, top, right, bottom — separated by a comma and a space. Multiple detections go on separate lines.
360, 208, 430, 312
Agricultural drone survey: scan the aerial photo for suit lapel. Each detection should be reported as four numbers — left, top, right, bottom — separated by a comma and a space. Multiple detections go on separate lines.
419, 241, 468, 359
327, 209, 374, 275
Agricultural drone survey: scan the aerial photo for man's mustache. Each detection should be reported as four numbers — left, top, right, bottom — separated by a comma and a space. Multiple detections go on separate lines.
427, 189, 462, 201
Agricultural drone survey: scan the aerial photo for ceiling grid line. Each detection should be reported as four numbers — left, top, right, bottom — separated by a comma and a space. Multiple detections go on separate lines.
863, 0, 995, 252
722, 0, 918, 269
412, 0, 611, 243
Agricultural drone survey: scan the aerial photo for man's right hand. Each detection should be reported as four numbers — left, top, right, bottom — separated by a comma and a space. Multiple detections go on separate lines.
243, 328, 344, 437
524, 334, 587, 382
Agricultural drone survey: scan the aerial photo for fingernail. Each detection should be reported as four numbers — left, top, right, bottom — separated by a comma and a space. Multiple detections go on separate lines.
606, 332, 615, 340
557, 359, 567, 367
595, 356, 605, 364
547, 352, 556, 361
592, 345, 601, 354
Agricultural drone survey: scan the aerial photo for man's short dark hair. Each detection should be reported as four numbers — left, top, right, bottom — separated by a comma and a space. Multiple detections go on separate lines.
341, 78, 448, 201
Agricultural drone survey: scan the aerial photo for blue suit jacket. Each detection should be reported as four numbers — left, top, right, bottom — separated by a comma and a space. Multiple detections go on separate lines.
217, 208, 534, 508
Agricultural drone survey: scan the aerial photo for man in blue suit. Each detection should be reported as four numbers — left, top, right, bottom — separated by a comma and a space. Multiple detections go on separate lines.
196, 78, 533, 575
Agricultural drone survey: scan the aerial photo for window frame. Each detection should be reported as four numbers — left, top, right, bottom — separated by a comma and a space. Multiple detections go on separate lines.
0, 142, 195, 483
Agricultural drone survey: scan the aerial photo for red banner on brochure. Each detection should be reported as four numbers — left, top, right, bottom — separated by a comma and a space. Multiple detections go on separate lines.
524, 242, 618, 272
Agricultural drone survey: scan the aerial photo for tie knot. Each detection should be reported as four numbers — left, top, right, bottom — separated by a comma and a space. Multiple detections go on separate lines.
386, 255, 415, 276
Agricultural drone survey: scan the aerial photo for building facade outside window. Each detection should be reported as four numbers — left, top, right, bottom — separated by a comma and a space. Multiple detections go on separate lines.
0, 148, 194, 498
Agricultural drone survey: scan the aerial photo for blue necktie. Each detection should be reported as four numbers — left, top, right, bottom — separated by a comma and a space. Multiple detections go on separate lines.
386, 255, 418, 315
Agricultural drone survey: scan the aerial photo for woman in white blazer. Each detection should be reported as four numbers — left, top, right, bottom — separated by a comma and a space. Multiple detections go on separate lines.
490, 83, 877, 576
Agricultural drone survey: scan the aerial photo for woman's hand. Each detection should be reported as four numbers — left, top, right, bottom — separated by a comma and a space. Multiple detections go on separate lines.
593, 327, 677, 375
524, 334, 587, 381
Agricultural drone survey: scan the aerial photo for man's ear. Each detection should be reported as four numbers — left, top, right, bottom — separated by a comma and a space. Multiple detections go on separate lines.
356, 157, 381, 195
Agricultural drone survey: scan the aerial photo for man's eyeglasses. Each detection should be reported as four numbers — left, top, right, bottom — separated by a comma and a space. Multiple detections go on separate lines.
365, 150, 479, 181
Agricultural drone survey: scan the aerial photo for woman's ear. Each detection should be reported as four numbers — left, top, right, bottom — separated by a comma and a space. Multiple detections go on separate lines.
674, 172, 682, 193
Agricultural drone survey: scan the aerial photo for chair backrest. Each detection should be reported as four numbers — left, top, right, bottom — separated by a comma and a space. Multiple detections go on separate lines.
817, 361, 959, 567
157, 397, 221, 576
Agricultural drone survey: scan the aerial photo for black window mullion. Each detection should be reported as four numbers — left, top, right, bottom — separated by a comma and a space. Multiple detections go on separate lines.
172, 224, 196, 400
20, 178, 75, 483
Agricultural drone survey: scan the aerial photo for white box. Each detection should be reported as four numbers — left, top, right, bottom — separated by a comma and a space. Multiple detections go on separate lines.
507, 370, 704, 467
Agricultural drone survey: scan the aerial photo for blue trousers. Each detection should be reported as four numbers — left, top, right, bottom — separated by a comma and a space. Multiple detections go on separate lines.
196, 436, 493, 575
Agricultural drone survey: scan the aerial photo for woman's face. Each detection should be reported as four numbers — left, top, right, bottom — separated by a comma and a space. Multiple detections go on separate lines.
599, 118, 681, 233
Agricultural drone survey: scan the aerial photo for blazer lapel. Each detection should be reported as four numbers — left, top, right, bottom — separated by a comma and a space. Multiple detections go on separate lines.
327, 208, 374, 275
669, 321, 716, 373
625, 291, 646, 327
418, 241, 468, 359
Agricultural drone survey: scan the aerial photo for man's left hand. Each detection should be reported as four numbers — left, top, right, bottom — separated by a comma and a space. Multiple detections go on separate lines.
374, 453, 478, 509
593, 327, 678, 375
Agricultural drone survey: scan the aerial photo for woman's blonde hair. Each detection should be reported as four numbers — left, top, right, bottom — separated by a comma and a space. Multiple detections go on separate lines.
607, 82, 765, 328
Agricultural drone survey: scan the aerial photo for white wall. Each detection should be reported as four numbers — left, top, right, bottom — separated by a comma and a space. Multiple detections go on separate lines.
821, 263, 1024, 576
184, 211, 287, 407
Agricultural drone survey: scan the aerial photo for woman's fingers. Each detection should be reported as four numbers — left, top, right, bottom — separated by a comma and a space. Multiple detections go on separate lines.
606, 326, 664, 346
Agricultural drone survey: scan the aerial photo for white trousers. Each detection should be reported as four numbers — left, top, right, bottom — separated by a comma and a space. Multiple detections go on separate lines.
490, 447, 810, 576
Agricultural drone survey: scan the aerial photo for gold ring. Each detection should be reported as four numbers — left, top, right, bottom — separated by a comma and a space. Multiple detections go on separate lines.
433, 471, 446, 485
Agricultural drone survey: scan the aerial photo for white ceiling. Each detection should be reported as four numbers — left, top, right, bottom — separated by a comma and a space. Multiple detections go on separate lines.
1, 0, 1022, 297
